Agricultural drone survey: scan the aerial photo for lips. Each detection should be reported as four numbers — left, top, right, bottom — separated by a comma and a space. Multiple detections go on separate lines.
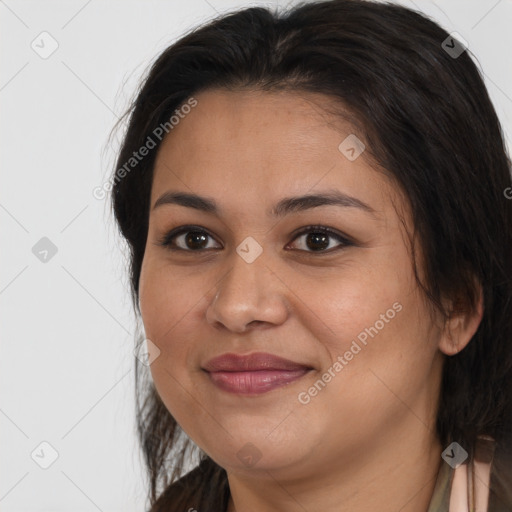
203, 352, 312, 372
202, 352, 313, 395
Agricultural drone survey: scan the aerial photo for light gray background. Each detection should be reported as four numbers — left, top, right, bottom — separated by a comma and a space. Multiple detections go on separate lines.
1, 0, 511, 510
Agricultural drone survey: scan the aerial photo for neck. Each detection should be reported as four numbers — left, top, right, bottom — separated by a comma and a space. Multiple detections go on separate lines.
225, 421, 443, 512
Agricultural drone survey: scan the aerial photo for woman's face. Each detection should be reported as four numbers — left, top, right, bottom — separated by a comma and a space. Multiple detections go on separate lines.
138, 88, 448, 479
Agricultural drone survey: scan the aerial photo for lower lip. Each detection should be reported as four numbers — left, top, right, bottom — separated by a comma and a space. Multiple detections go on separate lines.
205, 369, 311, 395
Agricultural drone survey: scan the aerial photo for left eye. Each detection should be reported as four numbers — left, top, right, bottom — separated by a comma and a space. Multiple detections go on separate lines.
288, 226, 352, 252
156, 225, 352, 253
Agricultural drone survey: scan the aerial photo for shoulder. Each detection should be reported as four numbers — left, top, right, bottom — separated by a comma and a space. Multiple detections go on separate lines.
428, 435, 512, 512
488, 437, 512, 511
454, 435, 512, 512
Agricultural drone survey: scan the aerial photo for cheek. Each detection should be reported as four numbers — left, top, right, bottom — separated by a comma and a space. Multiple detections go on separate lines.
139, 256, 206, 343
290, 259, 438, 407
292, 287, 438, 457
316, 289, 438, 425
318, 285, 429, 364
285, 258, 406, 357
138, 261, 209, 431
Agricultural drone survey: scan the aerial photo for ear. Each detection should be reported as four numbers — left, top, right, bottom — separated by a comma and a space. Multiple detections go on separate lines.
438, 284, 484, 356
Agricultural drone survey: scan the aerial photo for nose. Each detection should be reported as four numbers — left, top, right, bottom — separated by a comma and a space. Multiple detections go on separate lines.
205, 248, 289, 333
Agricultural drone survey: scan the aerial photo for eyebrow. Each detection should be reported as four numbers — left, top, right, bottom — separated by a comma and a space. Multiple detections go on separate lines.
152, 190, 376, 217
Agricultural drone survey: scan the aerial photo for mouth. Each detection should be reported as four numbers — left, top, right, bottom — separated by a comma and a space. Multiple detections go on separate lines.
202, 352, 313, 395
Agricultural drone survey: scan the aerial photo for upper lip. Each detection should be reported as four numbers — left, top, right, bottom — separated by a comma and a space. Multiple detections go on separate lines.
202, 352, 312, 372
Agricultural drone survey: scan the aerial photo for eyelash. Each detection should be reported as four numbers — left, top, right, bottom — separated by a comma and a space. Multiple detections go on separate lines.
155, 224, 354, 254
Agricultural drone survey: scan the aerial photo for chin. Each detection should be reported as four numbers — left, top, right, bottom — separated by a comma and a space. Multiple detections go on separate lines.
202, 433, 312, 475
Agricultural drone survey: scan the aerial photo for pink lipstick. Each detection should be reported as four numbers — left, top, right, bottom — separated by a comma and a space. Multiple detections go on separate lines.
202, 352, 312, 395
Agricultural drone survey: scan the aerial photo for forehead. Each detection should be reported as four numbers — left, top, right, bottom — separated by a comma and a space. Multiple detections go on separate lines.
150, 88, 399, 221
154, 88, 357, 167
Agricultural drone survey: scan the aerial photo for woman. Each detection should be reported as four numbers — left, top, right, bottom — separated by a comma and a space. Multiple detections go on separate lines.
109, 0, 512, 510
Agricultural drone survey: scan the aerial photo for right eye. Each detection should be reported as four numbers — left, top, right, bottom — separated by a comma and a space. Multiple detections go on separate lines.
156, 226, 222, 252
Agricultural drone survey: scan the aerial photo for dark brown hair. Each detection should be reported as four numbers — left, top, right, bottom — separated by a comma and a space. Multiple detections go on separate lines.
109, 0, 512, 509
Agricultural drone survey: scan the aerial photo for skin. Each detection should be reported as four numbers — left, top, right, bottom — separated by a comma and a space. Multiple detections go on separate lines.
138, 89, 483, 512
